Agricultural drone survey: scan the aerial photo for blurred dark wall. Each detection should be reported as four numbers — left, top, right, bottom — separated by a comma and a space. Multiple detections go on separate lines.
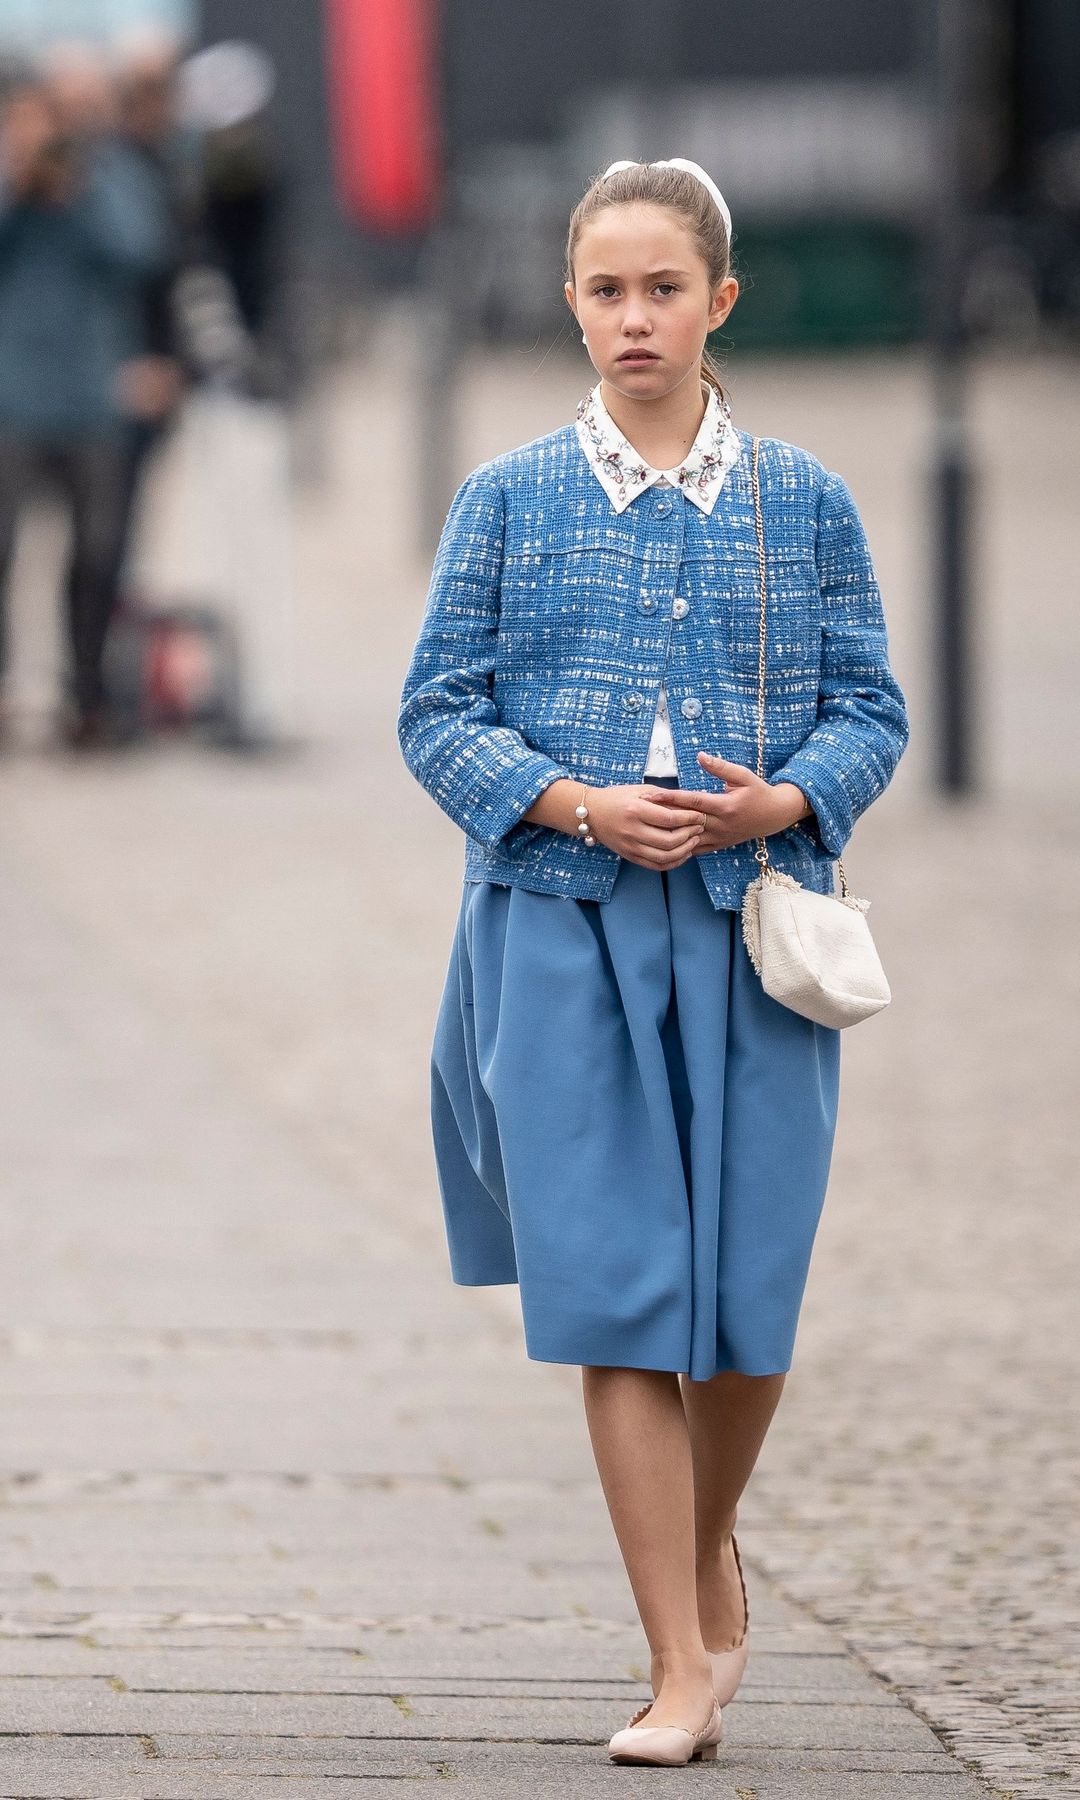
1008, 0, 1080, 191
682, 0, 920, 76
199, 0, 340, 256
443, 0, 923, 152
189, 0, 1080, 223
189, 0, 1079, 329
195, 0, 927, 228
199, 0, 428, 287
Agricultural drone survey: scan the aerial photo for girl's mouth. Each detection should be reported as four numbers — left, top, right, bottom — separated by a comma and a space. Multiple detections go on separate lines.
618, 352, 659, 364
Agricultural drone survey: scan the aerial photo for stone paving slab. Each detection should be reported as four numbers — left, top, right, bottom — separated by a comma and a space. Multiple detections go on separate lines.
0, 1749, 995, 1800
0, 1778, 1001, 1800
341, 1617, 846, 1667
0, 1612, 847, 1663
0, 1735, 986, 1792
0, 1577, 654, 1620
0, 1646, 859, 1713
90, 1737, 995, 1777
0, 1685, 941, 1744
0, 1658, 891, 1702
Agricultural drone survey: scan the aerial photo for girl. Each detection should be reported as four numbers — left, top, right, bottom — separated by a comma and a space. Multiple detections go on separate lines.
397, 158, 909, 1769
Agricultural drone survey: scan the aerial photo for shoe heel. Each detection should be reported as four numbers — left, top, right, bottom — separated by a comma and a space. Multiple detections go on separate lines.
696, 1741, 719, 1761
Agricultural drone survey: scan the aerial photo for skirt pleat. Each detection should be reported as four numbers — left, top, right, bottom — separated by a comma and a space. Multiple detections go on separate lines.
430, 781, 842, 1379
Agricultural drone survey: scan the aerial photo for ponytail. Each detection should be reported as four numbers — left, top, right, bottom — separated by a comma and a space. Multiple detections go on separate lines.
700, 348, 730, 413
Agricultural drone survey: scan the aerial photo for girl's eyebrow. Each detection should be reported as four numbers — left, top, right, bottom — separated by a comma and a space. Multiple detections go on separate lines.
585, 268, 691, 282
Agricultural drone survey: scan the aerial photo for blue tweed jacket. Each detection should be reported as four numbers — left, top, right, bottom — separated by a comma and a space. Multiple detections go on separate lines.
397, 423, 909, 910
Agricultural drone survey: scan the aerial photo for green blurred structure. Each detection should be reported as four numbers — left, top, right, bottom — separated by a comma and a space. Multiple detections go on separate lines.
722, 221, 921, 350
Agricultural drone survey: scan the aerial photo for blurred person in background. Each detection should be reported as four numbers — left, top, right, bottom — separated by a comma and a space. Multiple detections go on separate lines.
0, 49, 170, 750
109, 31, 199, 603
183, 44, 289, 402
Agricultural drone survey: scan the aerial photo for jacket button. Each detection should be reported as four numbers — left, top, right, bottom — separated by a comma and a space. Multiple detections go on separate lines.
623, 692, 643, 712
672, 597, 689, 620
680, 696, 702, 720
637, 595, 656, 614
655, 499, 671, 515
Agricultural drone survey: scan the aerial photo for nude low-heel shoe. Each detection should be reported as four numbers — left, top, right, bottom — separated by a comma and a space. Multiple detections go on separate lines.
608, 1696, 724, 1766
706, 1531, 751, 1707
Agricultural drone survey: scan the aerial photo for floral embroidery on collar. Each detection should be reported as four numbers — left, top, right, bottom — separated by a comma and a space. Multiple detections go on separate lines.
574, 379, 741, 514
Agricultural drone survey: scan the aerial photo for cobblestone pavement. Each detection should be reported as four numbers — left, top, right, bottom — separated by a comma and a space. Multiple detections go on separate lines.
0, 311, 1075, 1795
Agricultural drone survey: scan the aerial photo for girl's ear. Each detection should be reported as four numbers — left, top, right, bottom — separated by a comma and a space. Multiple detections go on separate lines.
564, 280, 577, 318
709, 277, 739, 331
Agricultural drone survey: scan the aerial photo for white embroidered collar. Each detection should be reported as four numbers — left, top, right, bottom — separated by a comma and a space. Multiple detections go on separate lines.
574, 379, 742, 514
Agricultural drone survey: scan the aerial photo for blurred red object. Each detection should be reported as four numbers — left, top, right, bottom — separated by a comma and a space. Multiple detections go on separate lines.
325, 0, 441, 232
147, 621, 217, 720
106, 599, 248, 745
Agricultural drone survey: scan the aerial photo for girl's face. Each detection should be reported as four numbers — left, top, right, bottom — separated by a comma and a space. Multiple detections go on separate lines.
566, 203, 738, 400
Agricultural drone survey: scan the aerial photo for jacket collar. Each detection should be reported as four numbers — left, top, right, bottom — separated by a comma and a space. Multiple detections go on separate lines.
574, 378, 742, 514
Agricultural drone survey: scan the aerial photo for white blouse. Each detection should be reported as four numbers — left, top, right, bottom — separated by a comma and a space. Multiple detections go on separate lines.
643, 478, 680, 776
573, 380, 742, 779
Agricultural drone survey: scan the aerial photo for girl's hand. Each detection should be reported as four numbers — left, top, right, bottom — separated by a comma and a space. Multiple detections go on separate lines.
647, 751, 806, 852
585, 784, 708, 870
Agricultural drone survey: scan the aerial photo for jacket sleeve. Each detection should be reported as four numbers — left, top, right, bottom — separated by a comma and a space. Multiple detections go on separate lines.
397, 461, 572, 850
766, 469, 909, 858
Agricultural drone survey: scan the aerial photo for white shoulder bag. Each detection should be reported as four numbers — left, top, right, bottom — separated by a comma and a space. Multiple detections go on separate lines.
740, 437, 892, 1029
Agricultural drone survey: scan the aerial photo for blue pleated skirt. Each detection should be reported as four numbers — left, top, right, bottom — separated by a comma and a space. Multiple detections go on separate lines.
429, 777, 842, 1379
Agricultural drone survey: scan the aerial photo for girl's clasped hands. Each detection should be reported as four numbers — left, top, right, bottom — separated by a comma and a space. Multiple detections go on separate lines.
585, 750, 800, 871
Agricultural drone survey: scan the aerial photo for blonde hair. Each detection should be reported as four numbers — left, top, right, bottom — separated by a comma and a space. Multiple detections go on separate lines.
565, 161, 733, 408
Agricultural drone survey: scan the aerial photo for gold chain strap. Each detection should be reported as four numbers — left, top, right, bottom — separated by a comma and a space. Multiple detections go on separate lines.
750, 436, 848, 898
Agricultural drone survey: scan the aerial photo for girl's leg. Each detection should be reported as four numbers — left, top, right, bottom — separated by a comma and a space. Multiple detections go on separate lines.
580, 1365, 715, 1729
679, 1370, 787, 1648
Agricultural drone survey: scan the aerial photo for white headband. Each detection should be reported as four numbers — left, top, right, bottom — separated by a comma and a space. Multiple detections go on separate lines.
600, 158, 732, 240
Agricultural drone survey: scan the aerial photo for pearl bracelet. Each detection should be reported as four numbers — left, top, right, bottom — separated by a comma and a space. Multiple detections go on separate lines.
574, 783, 596, 846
